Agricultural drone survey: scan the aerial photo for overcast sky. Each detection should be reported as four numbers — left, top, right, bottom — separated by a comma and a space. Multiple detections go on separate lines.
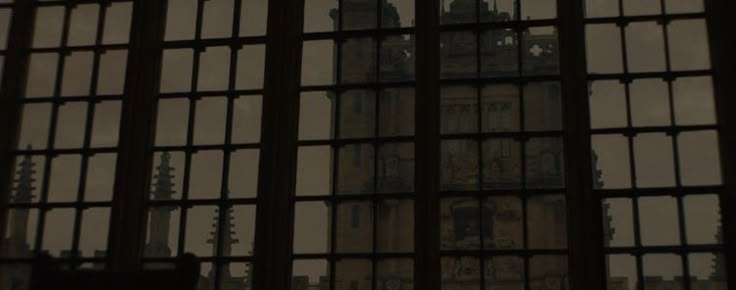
5, 0, 723, 288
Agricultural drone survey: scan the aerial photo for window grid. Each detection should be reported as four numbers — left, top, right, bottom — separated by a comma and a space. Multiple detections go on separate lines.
294, 0, 416, 289
2, 0, 132, 267
437, 1, 567, 290
585, 0, 727, 289
143, 1, 266, 289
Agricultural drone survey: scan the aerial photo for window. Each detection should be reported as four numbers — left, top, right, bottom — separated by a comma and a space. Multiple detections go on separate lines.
0, 1, 733, 290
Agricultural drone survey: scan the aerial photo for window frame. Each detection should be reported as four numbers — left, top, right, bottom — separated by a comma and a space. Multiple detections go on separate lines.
0, 0, 733, 289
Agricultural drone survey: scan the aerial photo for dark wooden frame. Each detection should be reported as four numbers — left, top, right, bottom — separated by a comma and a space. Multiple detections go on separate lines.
0, 0, 733, 290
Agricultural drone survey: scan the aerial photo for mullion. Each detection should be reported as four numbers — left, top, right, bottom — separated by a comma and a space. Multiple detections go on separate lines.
29, 44, 129, 53
583, 12, 707, 25
587, 70, 712, 81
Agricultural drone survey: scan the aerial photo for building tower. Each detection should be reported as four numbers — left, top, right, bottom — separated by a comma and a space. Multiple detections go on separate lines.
1, 148, 36, 290
145, 152, 177, 257
205, 206, 248, 290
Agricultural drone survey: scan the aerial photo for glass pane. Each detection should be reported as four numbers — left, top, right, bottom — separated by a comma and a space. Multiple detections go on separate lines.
335, 201, 372, 253
673, 77, 716, 125
9, 155, 45, 203
625, 22, 666, 73
376, 199, 413, 252
2, 209, 39, 257
48, 155, 81, 202
380, 34, 414, 82
184, 206, 218, 257
528, 195, 567, 249
151, 151, 185, 201
484, 196, 523, 249
482, 84, 520, 132
84, 153, 116, 202
102, 2, 133, 44
606, 254, 637, 290
160, 49, 193, 93
335, 259, 371, 290
689, 253, 727, 290
442, 256, 480, 289
623, 0, 660, 16
240, 0, 268, 36
384, 0, 414, 28
526, 137, 564, 188
42, 208, 75, 256
633, 133, 675, 187
683, 195, 721, 245
441, 86, 477, 134
440, 198, 480, 250
480, 28, 518, 77
68, 4, 99, 46
230, 205, 256, 256
78, 208, 110, 257
678, 130, 722, 186
96, 50, 128, 95
301, 40, 335, 86
197, 46, 230, 91
342, 0, 377, 31
90, 101, 121, 148
232, 95, 263, 143
585, 0, 619, 18
201, 0, 233, 39
341, 37, 377, 84
61, 52, 94, 96
188, 150, 223, 199
522, 26, 559, 76
602, 198, 635, 247
666, 0, 704, 14
164, 0, 197, 41
485, 256, 525, 290
441, 139, 479, 191
32, 6, 64, 48
642, 254, 683, 289
145, 206, 180, 257
589, 80, 627, 129
293, 202, 330, 254
292, 260, 329, 289
377, 143, 414, 193
25, 53, 59, 98
524, 82, 561, 131
586, 24, 623, 74
629, 78, 671, 127
303, 0, 337, 33
336, 144, 374, 194
228, 149, 260, 199
639, 196, 680, 246
338, 90, 375, 139
193, 97, 227, 145
522, 0, 557, 20
54, 102, 88, 149
668, 19, 711, 71
17, 103, 52, 149
482, 139, 522, 189
155, 98, 189, 146
299, 91, 334, 140
528, 256, 568, 290
0, 9, 10, 50
441, 31, 477, 79
592, 134, 631, 189
236, 45, 266, 90
376, 259, 413, 290
379, 88, 414, 137
296, 146, 332, 196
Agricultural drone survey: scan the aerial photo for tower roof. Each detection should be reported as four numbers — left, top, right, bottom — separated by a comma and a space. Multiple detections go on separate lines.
152, 152, 176, 200
12, 146, 37, 203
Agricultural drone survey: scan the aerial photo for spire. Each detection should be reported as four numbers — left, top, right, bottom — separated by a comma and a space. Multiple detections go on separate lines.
513, 0, 519, 20
152, 152, 176, 200
12, 147, 37, 203
493, 0, 498, 13
711, 224, 725, 279
208, 205, 239, 258
145, 152, 177, 257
